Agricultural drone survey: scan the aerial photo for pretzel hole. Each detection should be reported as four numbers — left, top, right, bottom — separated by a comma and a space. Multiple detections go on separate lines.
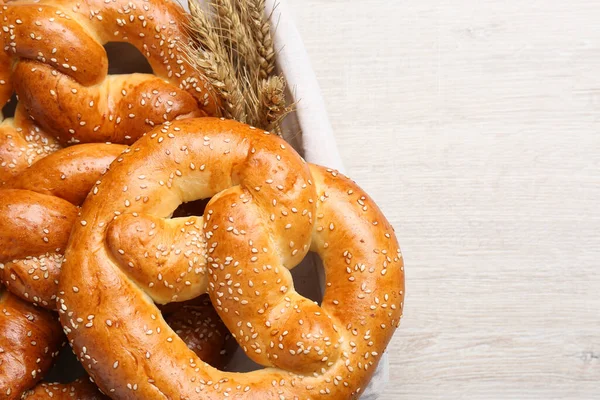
290, 253, 325, 306
104, 42, 153, 75
44, 347, 85, 383
2, 93, 17, 119
172, 197, 211, 218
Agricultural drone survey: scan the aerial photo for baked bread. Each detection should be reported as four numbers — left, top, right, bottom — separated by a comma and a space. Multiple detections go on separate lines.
0, 143, 126, 308
0, 289, 63, 399
57, 118, 405, 399
0, 0, 219, 146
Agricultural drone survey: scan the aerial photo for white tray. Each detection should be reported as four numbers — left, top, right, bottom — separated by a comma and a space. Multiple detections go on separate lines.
47, 1, 389, 398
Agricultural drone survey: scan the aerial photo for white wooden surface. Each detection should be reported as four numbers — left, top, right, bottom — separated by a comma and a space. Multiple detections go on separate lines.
287, 1, 600, 399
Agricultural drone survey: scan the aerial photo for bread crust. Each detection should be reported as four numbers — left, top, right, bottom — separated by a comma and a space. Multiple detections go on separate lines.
0, 0, 220, 145
58, 118, 405, 399
0, 144, 125, 308
0, 290, 63, 400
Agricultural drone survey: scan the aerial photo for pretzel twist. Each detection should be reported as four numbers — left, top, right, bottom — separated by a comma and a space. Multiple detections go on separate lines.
0, 143, 126, 308
0, 0, 219, 145
58, 118, 405, 399
0, 289, 63, 400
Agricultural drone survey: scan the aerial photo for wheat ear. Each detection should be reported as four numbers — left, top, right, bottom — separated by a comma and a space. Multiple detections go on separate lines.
185, 0, 246, 122
183, 0, 293, 132
246, 0, 276, 80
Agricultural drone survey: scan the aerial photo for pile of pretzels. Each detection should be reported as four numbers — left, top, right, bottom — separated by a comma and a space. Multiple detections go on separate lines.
0, 0, 404, 398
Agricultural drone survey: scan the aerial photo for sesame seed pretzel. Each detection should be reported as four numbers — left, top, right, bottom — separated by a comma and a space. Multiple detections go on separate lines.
58, 118, 405, 399
0, 143, 126, 309
0, 0, 219, 146
0, 289, 63, 400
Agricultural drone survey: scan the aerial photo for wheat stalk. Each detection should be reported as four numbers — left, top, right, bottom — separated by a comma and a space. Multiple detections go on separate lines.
184, 0, 292, 133
192, 49, 247, 122
214, 0, 258, 73
246, 0, 276, 80
259, 75, 293, 131
187, 0, 221, 55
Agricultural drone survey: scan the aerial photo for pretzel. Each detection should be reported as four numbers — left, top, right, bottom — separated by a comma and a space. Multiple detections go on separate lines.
57, 118, 405, 398
0, 0, 219, 145
0, 143, 126, 308
0, 289, 63, 400
0, 104, 60, 184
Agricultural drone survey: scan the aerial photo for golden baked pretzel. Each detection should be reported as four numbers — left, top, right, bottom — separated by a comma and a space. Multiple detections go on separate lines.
58, 118, 405, 398
0, 143, 126, 308
0, 0, 218, 145
0, 289, 63, 400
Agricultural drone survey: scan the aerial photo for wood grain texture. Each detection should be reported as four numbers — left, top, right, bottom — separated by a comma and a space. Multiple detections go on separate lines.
287, 1, 600, 399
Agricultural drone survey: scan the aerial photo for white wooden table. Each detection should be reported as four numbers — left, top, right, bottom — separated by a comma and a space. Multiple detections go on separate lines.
287, 1, 600, 399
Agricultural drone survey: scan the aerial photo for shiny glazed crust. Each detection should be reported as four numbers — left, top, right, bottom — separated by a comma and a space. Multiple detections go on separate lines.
58, 118, 405, 399
0, 144, 125, 308
0, 140, 236, 398
0, 0, 219, 145
0, 289, 63, 400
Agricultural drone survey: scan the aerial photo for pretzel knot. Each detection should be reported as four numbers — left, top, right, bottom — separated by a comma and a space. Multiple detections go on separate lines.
0, 143, 126, 309
58, 118, 405, 399
0, 0, 219, 146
